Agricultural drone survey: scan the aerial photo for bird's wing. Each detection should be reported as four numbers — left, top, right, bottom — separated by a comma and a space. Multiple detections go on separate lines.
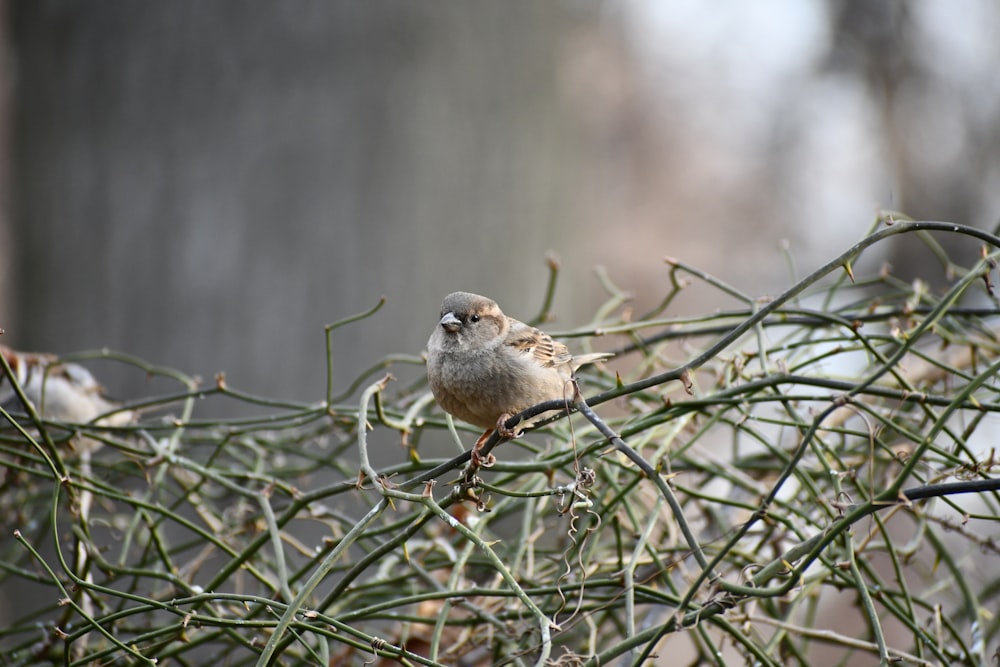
507, 324, 573, 368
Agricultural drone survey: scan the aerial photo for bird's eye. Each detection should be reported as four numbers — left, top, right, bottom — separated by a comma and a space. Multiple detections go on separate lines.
470, 314, 480, 323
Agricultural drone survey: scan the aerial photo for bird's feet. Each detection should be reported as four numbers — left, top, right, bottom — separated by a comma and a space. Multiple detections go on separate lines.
470, 429, 496, 468
469, 414, 522, 468
494, 412, 522, 440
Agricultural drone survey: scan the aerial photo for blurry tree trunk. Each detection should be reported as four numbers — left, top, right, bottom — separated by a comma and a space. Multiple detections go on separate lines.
7, 2, 604, 403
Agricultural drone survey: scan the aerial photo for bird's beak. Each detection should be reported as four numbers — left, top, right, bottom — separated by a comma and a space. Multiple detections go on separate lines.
439, 311, 462, 333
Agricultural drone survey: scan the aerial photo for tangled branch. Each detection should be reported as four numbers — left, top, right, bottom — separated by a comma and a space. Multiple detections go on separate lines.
2, 217, 999, 666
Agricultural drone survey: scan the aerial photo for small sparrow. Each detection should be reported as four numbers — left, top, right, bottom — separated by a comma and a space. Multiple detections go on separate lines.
1, 344, 135, 631
426, 292, 611, 461
1, 345, 134, 452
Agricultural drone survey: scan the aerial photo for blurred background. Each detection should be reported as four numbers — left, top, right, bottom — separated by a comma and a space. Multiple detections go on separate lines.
1, 0, 999, 406
2, 4, 1000, 663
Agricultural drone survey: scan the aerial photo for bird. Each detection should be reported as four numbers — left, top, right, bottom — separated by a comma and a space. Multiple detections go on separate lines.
426, 292, 611, 464
1, 344, 135, 634
0, 345, 134, 453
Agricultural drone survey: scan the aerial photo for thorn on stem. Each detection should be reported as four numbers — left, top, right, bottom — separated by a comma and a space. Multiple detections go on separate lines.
680, 369, 694, 395
843, 261, 855, 283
